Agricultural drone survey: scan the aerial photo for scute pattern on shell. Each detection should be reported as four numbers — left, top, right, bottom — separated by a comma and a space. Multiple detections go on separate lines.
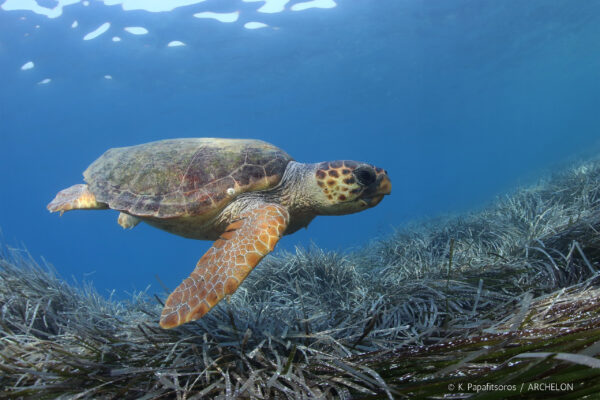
83, 138, 293, 218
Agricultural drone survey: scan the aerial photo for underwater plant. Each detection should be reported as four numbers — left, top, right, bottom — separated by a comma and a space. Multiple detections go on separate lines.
1, 157, 600, 399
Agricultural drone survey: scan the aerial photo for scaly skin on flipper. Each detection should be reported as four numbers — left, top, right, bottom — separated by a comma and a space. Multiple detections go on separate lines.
160, 203, 289, 329
47, 184, 108, 215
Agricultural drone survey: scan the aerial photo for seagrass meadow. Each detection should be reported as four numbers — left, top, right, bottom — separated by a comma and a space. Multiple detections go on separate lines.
2, 157, 600, 399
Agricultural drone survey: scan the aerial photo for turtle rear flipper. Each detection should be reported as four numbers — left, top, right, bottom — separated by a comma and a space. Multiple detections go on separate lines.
118, 212, 141, 229
47, 184, 108, 215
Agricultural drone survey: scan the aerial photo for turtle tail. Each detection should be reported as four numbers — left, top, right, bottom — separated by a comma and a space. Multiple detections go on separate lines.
47, 184, 108, 215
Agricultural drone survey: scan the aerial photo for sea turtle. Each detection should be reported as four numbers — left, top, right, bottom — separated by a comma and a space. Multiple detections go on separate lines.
48, 138, 391, 329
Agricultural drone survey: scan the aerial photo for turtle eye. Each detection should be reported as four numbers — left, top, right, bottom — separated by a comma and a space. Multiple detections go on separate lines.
353, 166, 376, 186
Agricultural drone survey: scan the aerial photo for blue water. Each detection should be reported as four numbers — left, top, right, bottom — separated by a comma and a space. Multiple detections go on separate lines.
1, 0, 600, 298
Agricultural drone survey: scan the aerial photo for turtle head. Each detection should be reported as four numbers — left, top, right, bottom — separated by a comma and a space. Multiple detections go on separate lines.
311, 160, 391, 215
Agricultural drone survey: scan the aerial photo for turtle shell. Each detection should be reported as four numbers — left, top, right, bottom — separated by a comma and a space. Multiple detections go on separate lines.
84, 138, 293, 218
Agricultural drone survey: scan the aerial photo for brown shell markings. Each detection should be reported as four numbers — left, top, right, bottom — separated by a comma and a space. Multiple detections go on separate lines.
83, 138, 293, 218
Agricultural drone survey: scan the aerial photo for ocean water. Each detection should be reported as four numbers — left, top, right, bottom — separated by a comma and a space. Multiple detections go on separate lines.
1, 0, 599, 299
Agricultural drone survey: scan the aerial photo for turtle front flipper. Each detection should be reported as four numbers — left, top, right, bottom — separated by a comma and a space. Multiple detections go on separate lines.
160, 203, 289, 329
47, 184, 108, 215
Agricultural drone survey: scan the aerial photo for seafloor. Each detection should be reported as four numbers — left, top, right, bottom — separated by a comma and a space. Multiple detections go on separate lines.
1, 158, 600, 399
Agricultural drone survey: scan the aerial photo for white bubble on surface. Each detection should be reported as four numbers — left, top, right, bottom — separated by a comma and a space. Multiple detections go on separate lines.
1, 0, 80, 19
124, 26, 148, 35
21, 61, 35, 70
1, 0, 214, 17
83, 22, 110, 40
101, 0, 206, 12
193, 11, 239, 23
1, 0, 337, 22
112, 36, 122, 42
104, 75, 113, 79
291, 0, 336, 11
167, 40, 186, 47
244, 22, 268, 29
71, 20, 78, 28
38, 78, 51, 85
243, 0, 289, 13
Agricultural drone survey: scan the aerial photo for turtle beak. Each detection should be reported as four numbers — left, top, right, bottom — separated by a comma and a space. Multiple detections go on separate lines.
359, 169, 391, 207
376, 173, 392, 195
360, 194, 384, 208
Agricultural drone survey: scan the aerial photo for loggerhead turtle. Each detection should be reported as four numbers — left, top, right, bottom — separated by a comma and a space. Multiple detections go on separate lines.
47, 138, 391, 329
